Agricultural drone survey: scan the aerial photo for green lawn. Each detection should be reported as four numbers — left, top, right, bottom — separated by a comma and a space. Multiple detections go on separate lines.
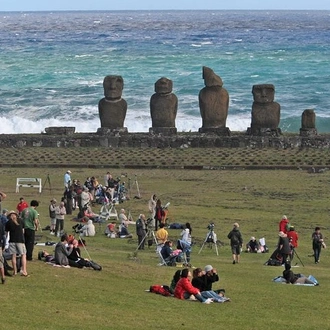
1, 165, 329, 329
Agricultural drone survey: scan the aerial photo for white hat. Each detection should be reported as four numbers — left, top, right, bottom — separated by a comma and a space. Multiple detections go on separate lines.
204, 265, 213, 272
67, 170, 72, 174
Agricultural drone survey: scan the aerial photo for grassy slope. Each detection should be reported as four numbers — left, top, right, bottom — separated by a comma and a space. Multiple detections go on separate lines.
1, 150, 329, 329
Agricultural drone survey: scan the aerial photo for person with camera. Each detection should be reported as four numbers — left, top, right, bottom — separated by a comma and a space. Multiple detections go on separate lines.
174, 268, 213, 304
192, 265, 225, 293
192, 267, 230, 303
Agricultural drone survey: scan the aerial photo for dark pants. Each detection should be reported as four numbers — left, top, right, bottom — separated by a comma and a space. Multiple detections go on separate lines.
24, 228, 35, 261
55, 219, 64, 236
313, 245, 321, 263
137, 232, 146, 250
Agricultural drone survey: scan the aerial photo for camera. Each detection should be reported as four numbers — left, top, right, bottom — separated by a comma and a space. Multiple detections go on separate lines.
72, 223, 84, 233
207, 223, 215, 231
146, 218, 154, 225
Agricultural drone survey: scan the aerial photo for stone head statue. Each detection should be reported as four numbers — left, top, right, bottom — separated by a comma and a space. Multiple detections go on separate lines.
103, 75, 124, 100
202, 66, 223, 87
150, 77, 177, 132
155, 77, 173, 94
98, 75, 127, 130
252, 84, 275, 104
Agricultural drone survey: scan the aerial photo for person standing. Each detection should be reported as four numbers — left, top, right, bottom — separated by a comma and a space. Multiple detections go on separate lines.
279, 215, 290, 234
312, 227, 325, 264
0, 190, 7, 213
178, 222, 192, 264
136, 214, 147, 250
0, 214, 6, 283
227, 223, 243, 264
64, 170, 72, 189
154, 199, 164, 231
278, 231, 291, 265
49, 199, 57, 235
55, 201, 66, 237
5, 210, 28, 276
21, 200, 39, 261
16, 197, 28, 216
148, 194, 157, 228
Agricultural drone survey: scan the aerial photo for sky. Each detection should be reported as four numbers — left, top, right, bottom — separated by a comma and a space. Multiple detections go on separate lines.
1, 0, 330, 11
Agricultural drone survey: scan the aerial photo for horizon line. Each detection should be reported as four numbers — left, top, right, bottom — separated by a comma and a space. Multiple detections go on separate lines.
1, 9, 330, 12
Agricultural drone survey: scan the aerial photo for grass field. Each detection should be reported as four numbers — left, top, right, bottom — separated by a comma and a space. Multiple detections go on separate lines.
1, 148, 329, 329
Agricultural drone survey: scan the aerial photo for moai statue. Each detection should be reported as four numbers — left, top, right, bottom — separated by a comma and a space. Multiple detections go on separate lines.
300, 109, 317, 136
149, 77, 178, 135
249, 84, 281, 136
198, 66, 230, 135
98, 75, 128, 134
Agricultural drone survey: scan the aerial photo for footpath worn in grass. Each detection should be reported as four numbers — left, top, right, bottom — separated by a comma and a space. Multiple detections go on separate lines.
1, 164, 329, 329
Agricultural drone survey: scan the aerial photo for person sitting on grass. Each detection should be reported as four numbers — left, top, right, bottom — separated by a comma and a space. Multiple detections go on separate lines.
246, 237, 259, 253
174, 268, 213, 304
67, 239, 101, 270
54, 234, 73, 268
104, 222, 118, 238
80, 219, 96, 237
119, 221, 133, 238
192, 268, 230, 303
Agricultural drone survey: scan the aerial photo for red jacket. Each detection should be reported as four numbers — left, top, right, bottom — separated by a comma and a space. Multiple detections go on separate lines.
287, 230, 298, 248
279, 219, 289, 233
17, 201, 29, 213
174, 277, 199, 299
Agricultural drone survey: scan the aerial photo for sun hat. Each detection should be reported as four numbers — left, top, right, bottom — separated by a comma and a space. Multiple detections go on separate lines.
282, 215, 287, 220
204, 265, 213, 272
251, 236, 255, 241
67, 170, 72, 173
233, 222, 239, 228
7, 210, 18, 217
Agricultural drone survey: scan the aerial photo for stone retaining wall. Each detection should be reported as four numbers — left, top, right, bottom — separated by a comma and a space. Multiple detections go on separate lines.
1, 129, 330, 149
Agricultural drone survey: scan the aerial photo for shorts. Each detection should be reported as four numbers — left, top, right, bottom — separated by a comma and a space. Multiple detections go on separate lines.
50, 217, 56, 226
0, 249, 4, 268
231, 244, 241, 255
9, 242, 27, 256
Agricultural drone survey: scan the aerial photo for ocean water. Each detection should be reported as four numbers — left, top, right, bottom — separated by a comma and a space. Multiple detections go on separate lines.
0, 10, 329, 134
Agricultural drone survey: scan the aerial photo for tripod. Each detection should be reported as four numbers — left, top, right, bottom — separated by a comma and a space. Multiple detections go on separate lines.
291, 247, 304, 267
128, 175, 141, 199
198, 229, 219, 256
135, 227, 158, 252
42, 174, 52, 193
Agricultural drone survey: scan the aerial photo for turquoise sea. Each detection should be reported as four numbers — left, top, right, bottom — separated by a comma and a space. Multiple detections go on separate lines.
0, 10, 329, 134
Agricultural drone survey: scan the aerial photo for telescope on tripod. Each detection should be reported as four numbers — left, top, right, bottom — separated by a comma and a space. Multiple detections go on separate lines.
198, 222, 219, 256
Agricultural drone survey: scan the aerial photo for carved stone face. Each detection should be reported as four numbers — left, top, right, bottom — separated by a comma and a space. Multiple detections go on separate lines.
252, 84, 275, 103
155, 77, 172, 94
103, 75, 124, 99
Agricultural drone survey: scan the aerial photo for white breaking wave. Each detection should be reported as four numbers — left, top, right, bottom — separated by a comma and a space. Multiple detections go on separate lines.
0, 113, 251, 134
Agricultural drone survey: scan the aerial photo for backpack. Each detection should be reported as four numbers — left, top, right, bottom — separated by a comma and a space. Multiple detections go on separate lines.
149, 285, 171, 296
